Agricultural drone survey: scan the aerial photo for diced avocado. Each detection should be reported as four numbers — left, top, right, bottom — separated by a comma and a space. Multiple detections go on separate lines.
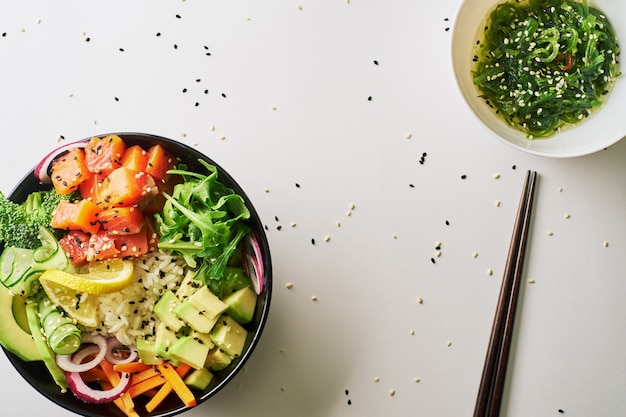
0, 284, 41, 362
210, 315, 248, 358
168, 335, 211, 370
184, 367, 214, 390
136, 338, 164, 366
173, 300, 219, 334
175, 270, 202, 301
204, 347, 232, 371
188, 286, 228, 319
154, 322, 181, 365
191, 330, 215, 350
154, 290, 185, 332
222, 286, 257, 324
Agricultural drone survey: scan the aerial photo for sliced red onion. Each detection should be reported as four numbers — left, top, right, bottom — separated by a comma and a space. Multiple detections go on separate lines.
56, 334, 107, 373
244, 233, 264, 295
35, 139, 89, 183
66, 370, 131, 404
105, 338, 138, 365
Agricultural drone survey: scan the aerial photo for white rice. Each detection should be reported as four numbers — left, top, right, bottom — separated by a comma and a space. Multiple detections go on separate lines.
82, 251, 189, 347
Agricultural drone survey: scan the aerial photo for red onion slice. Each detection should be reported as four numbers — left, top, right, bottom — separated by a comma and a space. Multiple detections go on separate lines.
66, 370, 131, 404
34, 139, 89, 183
105, 338, 138, 365
244, 233, 264, 295
56, 334, 107, 373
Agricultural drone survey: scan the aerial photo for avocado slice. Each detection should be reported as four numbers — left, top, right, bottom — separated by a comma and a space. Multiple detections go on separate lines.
0, 284, 41, 362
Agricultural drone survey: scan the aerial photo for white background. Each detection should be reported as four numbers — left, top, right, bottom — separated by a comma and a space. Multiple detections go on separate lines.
1, 1, 625, 417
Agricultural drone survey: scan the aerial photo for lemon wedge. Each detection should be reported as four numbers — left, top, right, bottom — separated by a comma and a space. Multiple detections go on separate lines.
39, 259, 134, 328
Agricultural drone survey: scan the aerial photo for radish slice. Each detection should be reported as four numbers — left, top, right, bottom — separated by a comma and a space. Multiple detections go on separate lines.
34, 139, 89, 184
66, 370, 131, 404
243, 233, 264, 295
105, 338, 138, 365
56, 334, 107, 373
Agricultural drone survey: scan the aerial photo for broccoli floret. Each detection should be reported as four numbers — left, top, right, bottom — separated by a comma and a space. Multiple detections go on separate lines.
0, 189, 79, 249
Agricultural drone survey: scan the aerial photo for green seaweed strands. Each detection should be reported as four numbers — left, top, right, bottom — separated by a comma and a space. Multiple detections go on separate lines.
472, 0, 621, 138
38, 291, 82, 355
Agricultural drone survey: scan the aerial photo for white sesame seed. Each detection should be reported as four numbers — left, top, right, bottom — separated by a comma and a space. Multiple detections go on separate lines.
495, 200, 501, 207
487, 268, 493, 276
547, 231, 553, 236
285, 282, 293, 289
472, 251, 478, 259
405, 133, 412, 139
564, 213, 571, 219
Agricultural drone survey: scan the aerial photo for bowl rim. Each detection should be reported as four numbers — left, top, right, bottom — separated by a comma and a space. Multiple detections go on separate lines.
450, 0, 626, 158
1, 132, 273, 417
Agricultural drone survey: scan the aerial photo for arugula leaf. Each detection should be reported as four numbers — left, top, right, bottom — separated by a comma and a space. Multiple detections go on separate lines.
155, 160, 251, 292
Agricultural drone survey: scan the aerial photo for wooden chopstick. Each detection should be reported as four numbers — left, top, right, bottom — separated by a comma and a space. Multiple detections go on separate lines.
472, 170, 537, 417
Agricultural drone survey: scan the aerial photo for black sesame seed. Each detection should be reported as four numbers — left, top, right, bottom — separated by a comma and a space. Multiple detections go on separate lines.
195, 102, 199, 107
156, 32, 161, 37
512, 164, 517, 170
176, 14, 181, 18
182, 88, 187, 93
367, 96, 372, 101
445, 220, 450, 225
431, 257, 436, 264
277, 225, 282, 231
461, 174, 467, 179
348, 400, 352, 405
373, 60, 378, 65
445, 27, 450, 31
2, 32, 6, 37
174, 44, 178, 49
119, 47, 125, 52
221, 93, 227, 98
409, 184, 415, 188
295, 183, 301, 188
311, 238, 316, 245
114, 97, 119, 101
558, 410, 564, 414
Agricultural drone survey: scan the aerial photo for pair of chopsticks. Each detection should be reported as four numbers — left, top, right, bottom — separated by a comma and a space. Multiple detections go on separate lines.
473, 170, 537, 417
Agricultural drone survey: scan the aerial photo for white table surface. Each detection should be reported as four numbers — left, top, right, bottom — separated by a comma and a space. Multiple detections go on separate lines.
1, 1, 625, 417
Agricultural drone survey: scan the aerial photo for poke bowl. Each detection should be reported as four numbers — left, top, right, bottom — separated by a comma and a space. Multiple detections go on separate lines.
0, 133, 272, 417
451, 0, 626, 158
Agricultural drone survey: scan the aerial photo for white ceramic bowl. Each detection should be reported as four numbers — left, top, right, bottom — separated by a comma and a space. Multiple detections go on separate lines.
451, 0, 626, 158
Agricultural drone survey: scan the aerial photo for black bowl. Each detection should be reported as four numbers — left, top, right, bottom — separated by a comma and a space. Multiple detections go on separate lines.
2, 132, 272, 417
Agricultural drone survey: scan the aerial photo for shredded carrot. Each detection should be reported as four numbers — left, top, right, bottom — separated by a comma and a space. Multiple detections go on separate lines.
145, 363, 195, 412
113, 361, 152, 374
127, 374, 166, 398
130, 367, 162, 385
99, 360, 137, 417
